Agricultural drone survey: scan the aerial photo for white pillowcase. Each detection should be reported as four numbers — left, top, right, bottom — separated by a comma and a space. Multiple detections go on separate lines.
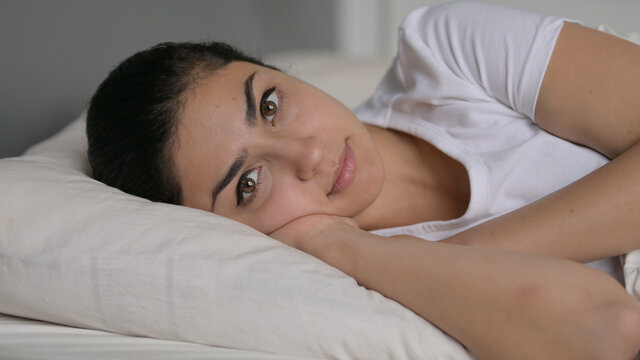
0, 98, 472, 360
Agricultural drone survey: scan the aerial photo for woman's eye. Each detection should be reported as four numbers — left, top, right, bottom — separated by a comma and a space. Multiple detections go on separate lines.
236, 167, 260, 206
260, 88, 278, 123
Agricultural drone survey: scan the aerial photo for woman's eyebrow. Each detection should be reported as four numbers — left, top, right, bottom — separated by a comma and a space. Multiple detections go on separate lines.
210, 71, 258, 211
211, 150, 248, 211
244, 71, 257, 127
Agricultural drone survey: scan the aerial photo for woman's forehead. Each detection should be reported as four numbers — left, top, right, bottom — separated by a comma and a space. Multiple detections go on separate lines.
180, 63, 256, 133
186, 62, 255, 108
172, 64, 255, 193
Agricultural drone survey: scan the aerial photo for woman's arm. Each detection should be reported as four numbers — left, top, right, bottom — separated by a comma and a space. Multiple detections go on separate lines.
447, 23, 640, 263
271, 215, 640, 359
537, 22, 640, 159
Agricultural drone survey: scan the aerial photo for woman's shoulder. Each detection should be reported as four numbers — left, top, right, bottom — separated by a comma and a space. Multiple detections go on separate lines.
399, 0, 558, 45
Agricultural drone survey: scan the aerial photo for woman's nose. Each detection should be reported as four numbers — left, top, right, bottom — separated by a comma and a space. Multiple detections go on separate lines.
274, 136, 323, 181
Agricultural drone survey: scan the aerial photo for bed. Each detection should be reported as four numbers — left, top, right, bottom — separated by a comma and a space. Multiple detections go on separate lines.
1, 25, 639, 360
0, 312, 307, 360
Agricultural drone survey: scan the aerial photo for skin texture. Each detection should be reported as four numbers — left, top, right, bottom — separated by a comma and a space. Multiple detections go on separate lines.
172, 22, 640, 359
174, 62, 470, 233
174, 62, 384, 234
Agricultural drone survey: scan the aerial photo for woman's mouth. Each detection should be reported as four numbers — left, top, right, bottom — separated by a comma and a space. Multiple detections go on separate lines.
329, 143, 356, 195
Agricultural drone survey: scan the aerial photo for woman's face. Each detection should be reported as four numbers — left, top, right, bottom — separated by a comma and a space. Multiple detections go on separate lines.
173, 61, 384, 234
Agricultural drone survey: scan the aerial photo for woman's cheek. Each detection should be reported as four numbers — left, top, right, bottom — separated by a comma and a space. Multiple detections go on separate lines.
255, 184, 325, 234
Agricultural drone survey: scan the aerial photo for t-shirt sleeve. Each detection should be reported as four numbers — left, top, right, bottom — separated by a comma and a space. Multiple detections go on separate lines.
365, 1, 569, 123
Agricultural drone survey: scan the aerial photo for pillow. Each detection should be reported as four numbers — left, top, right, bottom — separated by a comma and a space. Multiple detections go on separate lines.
0, 58, 472, 359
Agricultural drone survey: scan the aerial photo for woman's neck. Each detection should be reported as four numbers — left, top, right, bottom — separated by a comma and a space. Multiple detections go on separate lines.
354, 124, 470, 231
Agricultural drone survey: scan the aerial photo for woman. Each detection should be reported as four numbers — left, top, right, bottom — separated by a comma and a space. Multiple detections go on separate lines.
86, 1, 640, 359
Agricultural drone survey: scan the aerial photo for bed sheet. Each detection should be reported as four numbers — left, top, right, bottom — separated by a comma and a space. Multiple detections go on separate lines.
0, 312, 305, 360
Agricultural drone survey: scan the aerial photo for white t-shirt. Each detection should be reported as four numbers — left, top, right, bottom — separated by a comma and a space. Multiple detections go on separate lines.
355, 1, 622, 280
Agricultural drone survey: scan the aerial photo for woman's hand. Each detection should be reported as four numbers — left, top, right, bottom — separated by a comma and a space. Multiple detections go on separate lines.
269, 214, 363, 276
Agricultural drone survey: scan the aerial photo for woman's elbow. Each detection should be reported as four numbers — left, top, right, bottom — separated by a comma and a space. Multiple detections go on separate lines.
524, 268, 640, 359
595, 301, 640, 360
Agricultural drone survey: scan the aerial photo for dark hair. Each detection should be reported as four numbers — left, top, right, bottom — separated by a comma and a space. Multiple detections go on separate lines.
86, 42, 274, 204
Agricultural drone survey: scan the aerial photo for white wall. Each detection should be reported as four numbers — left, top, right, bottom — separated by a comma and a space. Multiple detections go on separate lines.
337, 0, 640, 59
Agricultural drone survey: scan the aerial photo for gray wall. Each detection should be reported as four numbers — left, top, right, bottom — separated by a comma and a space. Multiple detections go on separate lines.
4, 0, 638, 158
0, 0, 336, 158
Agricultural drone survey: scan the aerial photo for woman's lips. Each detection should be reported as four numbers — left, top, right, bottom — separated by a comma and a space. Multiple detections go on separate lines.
329, 143, 356, 195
